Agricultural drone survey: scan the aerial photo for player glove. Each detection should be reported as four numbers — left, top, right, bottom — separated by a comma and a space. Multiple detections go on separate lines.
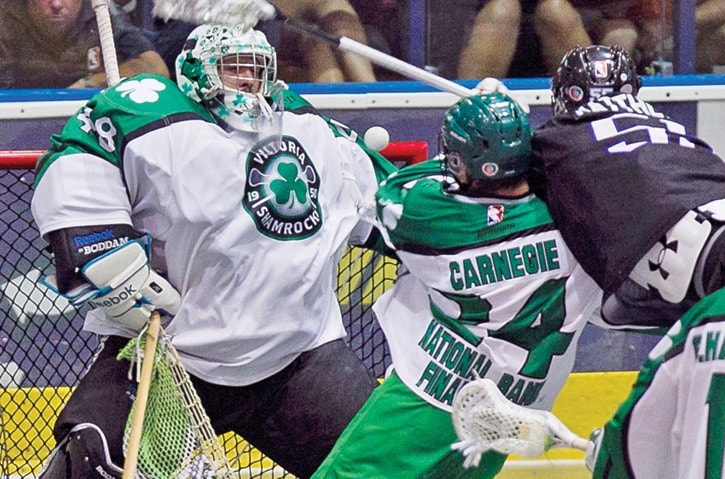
80, 238, 181, 331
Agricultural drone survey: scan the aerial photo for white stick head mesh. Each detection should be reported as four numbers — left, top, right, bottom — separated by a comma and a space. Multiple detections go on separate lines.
452, 378, 553, 459
152, 0, 276, 31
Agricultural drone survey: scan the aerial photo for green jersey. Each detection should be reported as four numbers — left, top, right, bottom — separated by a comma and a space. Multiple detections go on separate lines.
374, 159, 601, 412
593, 286, 725, 479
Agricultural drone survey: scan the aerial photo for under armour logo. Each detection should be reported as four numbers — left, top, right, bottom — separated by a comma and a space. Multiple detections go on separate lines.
647, 239, 678, 280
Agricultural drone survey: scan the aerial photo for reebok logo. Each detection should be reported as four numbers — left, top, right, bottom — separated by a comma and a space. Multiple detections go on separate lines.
73, 229, 115, 246
89, 285, 137, 308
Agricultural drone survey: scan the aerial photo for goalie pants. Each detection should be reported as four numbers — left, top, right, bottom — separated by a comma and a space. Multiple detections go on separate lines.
311, 370, 506, 479
51, 335, 378, 479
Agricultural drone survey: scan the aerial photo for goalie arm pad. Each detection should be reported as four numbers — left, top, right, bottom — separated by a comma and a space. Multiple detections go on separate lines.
42, 226, 181, 332
45, 224, 145, 294
82, 238, 181, 331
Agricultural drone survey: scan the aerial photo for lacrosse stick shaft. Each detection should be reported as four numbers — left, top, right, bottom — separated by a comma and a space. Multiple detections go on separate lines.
91, 0, 121, 86
281, 17, 472, 97
122, 311, 161, 479
151, 0, 471, 96
543, 411, 590, 451
571, 437, 591, 451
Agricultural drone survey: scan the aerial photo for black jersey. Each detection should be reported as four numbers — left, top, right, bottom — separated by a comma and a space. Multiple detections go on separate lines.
532, 93, 725, 293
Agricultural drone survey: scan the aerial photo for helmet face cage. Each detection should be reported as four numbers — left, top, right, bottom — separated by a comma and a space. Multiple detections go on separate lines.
439, 92, 532, 186
216, 52, 274, 95
552, 45, 641, 116
176, 25, 278, 131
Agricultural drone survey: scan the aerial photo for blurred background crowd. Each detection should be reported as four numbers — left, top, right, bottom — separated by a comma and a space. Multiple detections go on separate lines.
0, 0, 723, 89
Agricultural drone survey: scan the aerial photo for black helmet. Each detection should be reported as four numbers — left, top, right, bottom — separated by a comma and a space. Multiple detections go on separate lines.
552, 45, 641, 116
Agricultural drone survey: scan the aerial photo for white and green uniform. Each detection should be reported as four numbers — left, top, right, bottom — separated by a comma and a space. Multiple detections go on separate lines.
313, 159, 601, 478
593, 286, 725, 479
32, 74, 394, 387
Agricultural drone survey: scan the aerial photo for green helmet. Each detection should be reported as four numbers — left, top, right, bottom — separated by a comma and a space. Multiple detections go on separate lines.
439, 92, 531, 183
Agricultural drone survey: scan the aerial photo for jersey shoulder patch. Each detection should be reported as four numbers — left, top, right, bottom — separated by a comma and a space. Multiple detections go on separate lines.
96, 74, 213, 123
34, 75, 214, 183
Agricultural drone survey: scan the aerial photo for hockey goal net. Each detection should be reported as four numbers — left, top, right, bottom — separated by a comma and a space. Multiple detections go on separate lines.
0, 142, 427, 479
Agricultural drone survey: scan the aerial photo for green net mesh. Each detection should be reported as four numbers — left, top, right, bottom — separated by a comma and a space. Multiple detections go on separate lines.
118, 332, 232, 479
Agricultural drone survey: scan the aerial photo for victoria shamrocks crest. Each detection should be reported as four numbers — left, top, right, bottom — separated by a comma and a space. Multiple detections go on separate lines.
243, 136, 322, 240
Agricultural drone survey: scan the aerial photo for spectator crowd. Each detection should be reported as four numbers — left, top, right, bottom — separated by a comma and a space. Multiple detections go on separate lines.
1, 0, 722, 90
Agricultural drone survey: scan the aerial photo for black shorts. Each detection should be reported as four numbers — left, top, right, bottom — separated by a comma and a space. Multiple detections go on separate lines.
53, 336, 378, 479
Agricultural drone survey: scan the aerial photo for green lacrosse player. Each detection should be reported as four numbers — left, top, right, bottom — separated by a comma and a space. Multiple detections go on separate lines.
312, 91, 602, 478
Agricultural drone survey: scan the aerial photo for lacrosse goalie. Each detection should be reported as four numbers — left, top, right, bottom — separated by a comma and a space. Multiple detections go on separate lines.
33, 24, 394, 479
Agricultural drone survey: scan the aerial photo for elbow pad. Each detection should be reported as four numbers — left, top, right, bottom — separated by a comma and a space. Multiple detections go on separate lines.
45, 224, 145, 293
41, 229, 181, 332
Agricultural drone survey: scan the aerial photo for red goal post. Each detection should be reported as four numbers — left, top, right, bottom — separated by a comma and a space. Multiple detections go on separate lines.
0, 143, 430, 168
0, 141, 427, 479
379, 140, 429, 166
0, 149, 45, 169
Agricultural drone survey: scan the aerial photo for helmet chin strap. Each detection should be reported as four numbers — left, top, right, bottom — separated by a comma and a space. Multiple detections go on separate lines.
256, 92, 277, 126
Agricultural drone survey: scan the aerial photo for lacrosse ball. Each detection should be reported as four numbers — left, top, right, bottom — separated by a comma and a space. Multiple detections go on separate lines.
364, 126, 390, 152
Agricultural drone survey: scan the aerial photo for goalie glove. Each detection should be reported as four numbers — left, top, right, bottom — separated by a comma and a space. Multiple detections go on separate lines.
79, 238, 181, 331
474, 78, 530, 114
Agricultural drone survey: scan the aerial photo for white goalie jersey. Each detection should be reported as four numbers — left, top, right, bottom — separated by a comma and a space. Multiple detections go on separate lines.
31, 75, 393, 386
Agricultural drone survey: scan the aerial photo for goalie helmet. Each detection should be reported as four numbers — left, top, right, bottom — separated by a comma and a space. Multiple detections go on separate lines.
439, 92, 531, 186
552, 45, 641, 117
176, 24, 278, 131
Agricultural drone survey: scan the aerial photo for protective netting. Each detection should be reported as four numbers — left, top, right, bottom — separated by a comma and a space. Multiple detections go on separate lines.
0, 155, 399, 478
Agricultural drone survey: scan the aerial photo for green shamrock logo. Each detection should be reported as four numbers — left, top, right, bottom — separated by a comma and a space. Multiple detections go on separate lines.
270, 162, 308, 206
116, 78, 166, 103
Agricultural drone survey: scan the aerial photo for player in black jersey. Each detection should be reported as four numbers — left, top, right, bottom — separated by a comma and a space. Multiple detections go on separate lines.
531, 45, 725, 331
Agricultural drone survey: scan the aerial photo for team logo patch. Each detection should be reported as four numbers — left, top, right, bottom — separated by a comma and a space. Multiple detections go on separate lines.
242, 135, 322, 240
481, 162, 499, 177
487, 205, 504, 225
593, 60, 609, 79
566, 85, 584, 102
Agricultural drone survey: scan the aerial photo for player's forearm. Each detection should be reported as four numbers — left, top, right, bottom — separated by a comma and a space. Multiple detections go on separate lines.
696, 0, 725, 28
119, 51, 170, 79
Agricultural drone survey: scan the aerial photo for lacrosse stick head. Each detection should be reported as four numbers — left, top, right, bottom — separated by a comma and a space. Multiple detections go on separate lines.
153, 0, 276, 31
176, 23, 281, 132
452, 378, 554, 460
